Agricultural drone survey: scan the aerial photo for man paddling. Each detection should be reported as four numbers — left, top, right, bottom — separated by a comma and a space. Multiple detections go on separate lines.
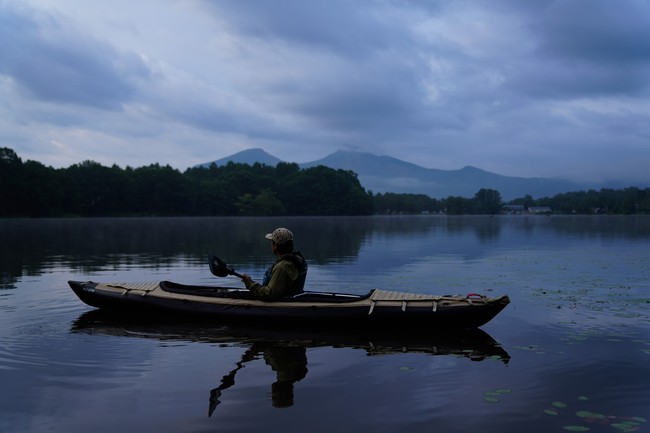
241, 228, 308, 300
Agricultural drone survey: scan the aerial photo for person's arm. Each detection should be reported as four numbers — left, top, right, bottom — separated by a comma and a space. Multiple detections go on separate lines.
242, 262, 299, 301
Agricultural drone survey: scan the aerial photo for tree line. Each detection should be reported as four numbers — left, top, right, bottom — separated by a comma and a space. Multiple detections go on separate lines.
0, 148, 373, 217
374, 188, 504, 215
1, 147, 648, 217
508, 188, 650, 215
376, 187, 650, 215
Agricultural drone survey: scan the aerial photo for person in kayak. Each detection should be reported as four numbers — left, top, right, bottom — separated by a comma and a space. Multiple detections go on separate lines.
241, 227, 308, 300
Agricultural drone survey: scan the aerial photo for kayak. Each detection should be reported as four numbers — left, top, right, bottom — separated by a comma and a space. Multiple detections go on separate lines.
68, 280, 510, 329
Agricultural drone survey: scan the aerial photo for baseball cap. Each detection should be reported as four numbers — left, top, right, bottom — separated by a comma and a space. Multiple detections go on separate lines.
265, 227, 294, 245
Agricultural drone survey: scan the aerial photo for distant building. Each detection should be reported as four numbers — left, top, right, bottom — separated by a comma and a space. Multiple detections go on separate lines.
503, 205, 525, 214
528, 206, 552, 214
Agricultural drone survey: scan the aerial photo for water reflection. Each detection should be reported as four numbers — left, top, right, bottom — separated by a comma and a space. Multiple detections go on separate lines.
2, 215, 649, 289
71, 310, 511, 414
209, 343, 307, 412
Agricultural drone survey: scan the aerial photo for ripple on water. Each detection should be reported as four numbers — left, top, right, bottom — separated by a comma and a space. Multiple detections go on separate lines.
0, 290, 152, 380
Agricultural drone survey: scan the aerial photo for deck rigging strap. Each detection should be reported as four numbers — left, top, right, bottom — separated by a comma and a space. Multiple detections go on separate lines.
107, 282, 160, 296
368, 290, 448, 315
367, 289, 489, 314
369, 289, 443, 301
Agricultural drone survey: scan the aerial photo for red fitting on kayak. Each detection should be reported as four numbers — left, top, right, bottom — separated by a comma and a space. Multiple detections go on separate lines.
466, 293, 484, 299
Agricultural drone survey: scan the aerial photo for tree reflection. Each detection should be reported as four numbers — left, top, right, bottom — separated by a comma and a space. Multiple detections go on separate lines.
5, 216, 648, 289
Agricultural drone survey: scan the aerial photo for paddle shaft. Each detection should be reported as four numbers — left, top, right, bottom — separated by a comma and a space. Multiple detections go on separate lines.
229, 269, 245, 279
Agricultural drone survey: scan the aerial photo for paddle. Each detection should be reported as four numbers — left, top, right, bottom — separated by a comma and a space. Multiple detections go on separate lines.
208, 253, 245, 279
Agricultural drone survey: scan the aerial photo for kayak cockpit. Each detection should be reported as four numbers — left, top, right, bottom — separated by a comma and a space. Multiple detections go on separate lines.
160, 281, 373, 303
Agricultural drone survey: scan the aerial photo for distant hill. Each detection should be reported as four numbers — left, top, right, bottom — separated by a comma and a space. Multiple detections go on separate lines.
197, 148, 282, 167
198, 149, 588, 200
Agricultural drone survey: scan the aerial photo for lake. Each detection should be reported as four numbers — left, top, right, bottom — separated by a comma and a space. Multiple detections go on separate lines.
1, 215, 649, 433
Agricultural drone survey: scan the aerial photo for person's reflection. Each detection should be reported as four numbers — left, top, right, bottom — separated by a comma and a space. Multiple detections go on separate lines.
209, 343, 308, 415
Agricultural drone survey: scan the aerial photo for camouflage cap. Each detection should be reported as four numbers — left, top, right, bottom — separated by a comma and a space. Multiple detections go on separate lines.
265, 227, 294, 245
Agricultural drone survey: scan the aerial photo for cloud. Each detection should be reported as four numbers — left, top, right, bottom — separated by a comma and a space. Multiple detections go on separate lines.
200, 0, 403, 56
533, 0, 650, 64
0, 3, 150, 110
503, 0, 650, 99
0, 0, 649, 185
196, 0, 469, 145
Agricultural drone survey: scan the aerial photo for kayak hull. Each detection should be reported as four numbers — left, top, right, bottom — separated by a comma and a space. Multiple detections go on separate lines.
68, 280, 510, 329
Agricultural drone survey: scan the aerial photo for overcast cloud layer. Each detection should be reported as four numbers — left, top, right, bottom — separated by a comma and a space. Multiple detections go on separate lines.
1, 0, 649, 184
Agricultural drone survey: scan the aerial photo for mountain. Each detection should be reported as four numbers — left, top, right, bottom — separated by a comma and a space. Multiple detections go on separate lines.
301, 150, 586, 200
198, 149, 587, 200
197, 148, 282, 167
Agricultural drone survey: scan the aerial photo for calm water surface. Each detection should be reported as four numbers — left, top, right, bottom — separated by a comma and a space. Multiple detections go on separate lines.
1, 216, 649, 433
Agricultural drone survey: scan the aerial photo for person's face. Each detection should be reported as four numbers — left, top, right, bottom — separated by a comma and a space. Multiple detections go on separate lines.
271, 241, 278, 254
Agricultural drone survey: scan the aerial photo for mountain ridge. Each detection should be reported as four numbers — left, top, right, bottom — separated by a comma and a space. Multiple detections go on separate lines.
198, 148, 590, 200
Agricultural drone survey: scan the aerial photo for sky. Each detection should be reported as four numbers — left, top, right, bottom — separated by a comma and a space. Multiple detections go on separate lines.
1, 0, 650, 185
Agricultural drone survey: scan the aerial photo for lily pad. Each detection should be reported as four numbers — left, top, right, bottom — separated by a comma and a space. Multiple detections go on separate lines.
575, 411, 608, 423
611, 423, 639, 432
563, 426, 590, 432
553, 401, 568, 408
622, 421, 641, 426
544, 409, 559, 416
484, 397, 499, 403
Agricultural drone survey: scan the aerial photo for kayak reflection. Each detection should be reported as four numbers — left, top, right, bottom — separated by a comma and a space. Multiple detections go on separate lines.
71, 310, 510, 414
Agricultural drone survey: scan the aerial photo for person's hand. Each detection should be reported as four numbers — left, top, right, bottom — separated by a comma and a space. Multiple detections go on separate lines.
241, 273, 252, 284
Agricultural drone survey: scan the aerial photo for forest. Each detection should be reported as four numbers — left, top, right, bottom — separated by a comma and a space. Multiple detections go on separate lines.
0, 148, 373, 217
1, 147, 649, 217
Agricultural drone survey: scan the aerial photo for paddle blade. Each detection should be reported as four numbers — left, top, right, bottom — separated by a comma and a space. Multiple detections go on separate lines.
208, 253, 233, 277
